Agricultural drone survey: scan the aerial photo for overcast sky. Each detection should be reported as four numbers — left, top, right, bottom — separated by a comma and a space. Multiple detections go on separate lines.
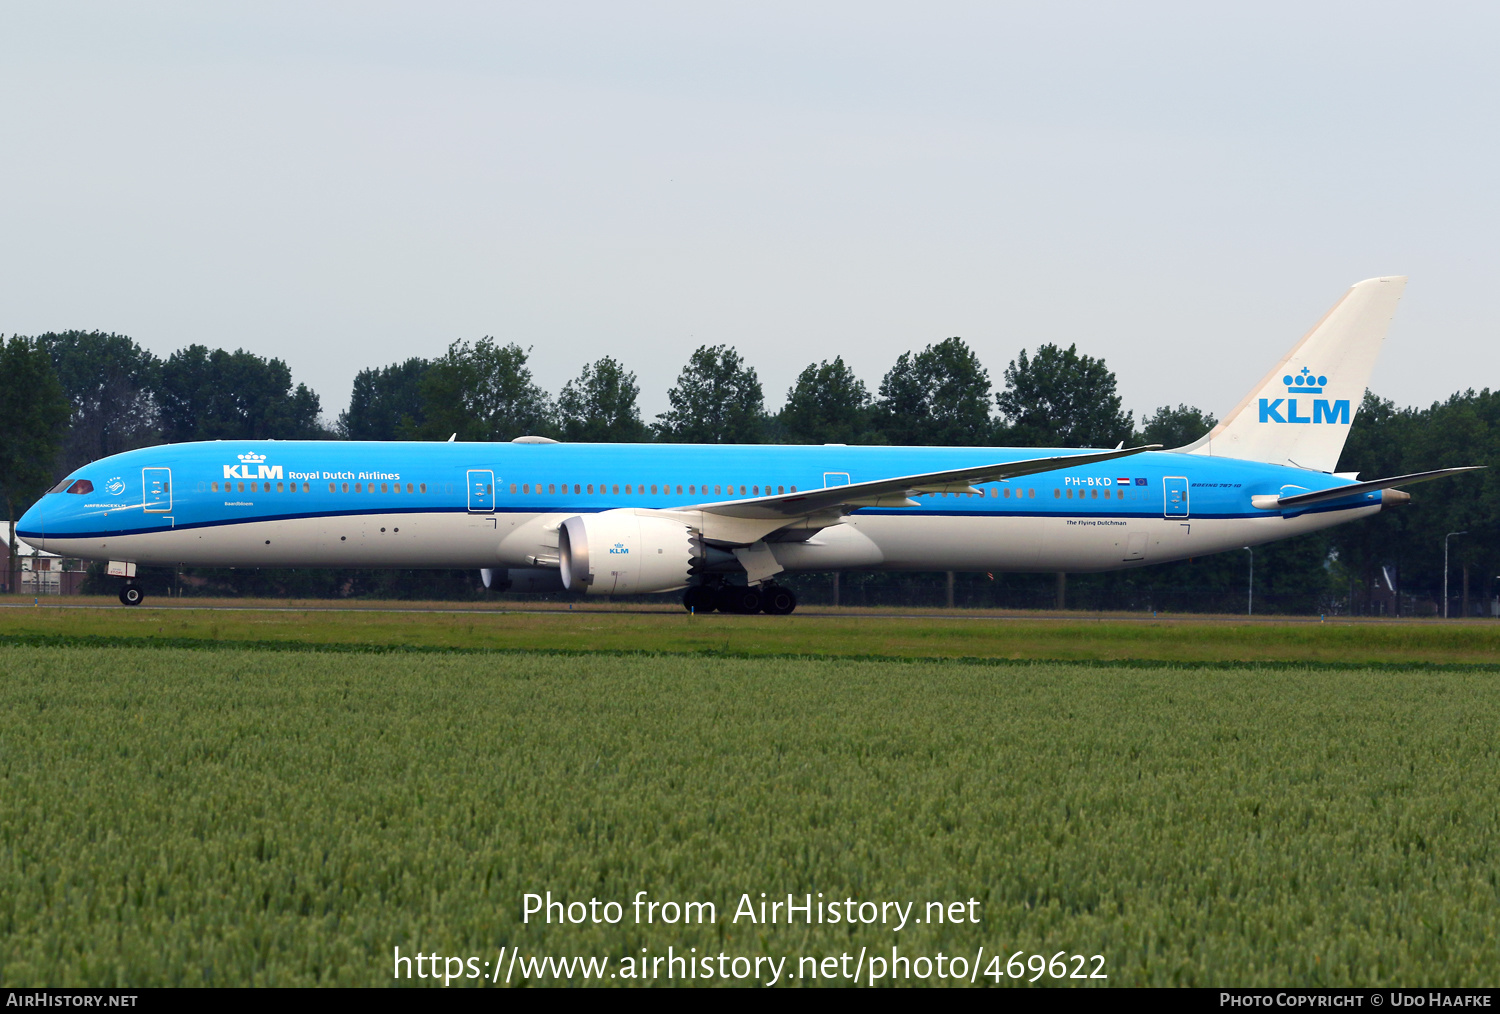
3, 2, 1496, 427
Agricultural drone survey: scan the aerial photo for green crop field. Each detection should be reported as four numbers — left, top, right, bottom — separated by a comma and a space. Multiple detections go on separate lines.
2, 641, 1497, 987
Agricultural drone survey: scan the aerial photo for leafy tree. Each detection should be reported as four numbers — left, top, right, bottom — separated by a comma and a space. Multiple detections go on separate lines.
776, 357, 876, 444
557, 356, 649, 442
996, 343, 1134, 448
416, 337, 555, 442
1138, 403, 1217, 449
157, 346, 325, 442
0, 336, 71, 583
37, 331, 162, 472
654, 345, 765, 443
1330, 389, 1497, 616
339, 358, 431, 440
874, 337, 994, 446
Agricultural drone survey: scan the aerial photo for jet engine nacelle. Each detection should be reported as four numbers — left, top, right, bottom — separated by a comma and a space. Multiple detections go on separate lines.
481, 567, 569, 594
559, 509, 695, 595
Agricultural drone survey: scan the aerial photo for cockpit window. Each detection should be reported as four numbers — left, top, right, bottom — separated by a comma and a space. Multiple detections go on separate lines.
46, 477, 73, 494
65, 479, 94, 494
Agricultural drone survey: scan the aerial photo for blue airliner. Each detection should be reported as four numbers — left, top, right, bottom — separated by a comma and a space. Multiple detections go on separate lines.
16, 277, 1478, 612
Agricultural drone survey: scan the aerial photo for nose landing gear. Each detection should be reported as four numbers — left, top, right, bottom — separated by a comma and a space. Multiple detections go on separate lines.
119, 584, 144, 606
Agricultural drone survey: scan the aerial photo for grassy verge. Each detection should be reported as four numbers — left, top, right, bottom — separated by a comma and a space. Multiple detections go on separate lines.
1, 598, 1498, 665
2, 646, 1497, 986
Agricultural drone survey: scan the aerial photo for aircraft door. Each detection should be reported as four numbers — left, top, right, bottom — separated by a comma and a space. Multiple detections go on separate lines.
1163, 476, 1189, 519
143, 468, 172, 512
467, 469, 495, 512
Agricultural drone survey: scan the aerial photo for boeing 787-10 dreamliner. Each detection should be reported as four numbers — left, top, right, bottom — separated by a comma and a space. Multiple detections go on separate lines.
17, 276, 1479, 613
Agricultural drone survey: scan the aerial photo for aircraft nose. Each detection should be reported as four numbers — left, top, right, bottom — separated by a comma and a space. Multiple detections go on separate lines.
15, 500, 45, 552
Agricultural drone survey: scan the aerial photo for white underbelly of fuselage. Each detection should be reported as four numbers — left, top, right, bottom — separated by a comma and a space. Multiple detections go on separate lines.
44, 504, 1378, 575
832, 506, 1375, 573
48, 511, 529, 569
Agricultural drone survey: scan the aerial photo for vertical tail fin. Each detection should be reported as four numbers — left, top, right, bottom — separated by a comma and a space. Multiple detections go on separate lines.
1179, 276, 1406, 472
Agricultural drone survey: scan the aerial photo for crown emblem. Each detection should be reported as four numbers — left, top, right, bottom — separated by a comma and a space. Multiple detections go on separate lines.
1282, 366, 1327, 394
237, 452, 267, 463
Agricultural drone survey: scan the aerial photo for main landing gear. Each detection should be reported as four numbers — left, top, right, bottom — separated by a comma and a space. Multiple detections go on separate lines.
119, 584, 144, 606
682, 582, 797, 616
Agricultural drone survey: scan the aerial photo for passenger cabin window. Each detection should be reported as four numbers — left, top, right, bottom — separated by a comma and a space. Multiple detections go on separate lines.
419, 483, 426, 493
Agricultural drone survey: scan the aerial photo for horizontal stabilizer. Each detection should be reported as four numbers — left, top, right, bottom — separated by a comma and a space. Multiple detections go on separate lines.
678, 445, 1161, 522
1265, 466, 1484, 509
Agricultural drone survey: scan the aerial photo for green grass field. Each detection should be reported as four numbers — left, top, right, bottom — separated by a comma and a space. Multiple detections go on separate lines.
3, 596, 1500, 665
2, 638, 1497, 986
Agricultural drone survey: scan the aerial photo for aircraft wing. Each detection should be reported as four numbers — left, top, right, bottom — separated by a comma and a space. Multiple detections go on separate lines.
672, 445, 1161, 522
1268, 466, 1485, 509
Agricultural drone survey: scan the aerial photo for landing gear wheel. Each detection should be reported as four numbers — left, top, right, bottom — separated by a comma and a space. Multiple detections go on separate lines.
760, 584, 797, 615
717, 584, 762, 614
119, 584, 144, 606
682, 585, 714, 613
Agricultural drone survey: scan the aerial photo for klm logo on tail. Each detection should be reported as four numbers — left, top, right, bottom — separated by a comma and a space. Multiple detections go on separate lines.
1258, 367, 1349, 425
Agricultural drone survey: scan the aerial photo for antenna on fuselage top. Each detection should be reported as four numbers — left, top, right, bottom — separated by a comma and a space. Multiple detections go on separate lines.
447, 433, 456, 442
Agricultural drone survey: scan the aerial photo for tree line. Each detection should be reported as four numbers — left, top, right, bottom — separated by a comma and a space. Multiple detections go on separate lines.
343, 335, 1210, 449
0, 329, 1493, 614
